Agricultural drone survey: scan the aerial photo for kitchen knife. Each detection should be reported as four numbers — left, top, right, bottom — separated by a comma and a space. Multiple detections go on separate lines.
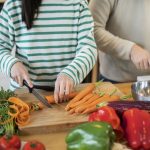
23, 80, 53, 108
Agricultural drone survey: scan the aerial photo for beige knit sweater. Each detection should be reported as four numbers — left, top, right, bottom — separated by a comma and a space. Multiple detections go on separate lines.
89, 0, 150, 82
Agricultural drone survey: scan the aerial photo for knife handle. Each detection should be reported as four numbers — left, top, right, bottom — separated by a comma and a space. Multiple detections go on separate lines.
23, 80, 33, 93
23, 80, 54, 92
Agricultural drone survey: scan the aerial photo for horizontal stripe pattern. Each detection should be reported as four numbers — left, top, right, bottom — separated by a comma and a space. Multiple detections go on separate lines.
0, 0, 97, 90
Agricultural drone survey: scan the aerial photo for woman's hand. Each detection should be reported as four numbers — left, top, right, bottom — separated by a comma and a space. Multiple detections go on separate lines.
54, 74, 74, 103
130, 44, 150, 70
11, 62, 33, 88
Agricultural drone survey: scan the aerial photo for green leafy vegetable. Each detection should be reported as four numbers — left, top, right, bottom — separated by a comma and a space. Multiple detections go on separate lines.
0, 88, 17, 135
0, 87, 15, 100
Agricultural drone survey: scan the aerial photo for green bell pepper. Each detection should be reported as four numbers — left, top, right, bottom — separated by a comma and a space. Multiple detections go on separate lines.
66, 121, 116, 150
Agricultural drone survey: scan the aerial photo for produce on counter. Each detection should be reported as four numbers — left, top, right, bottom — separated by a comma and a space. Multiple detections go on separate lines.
65, 83, 95, 110
64, 82, 126, 114
98, 100, 150, 114
45, 91, 78, 104
88, 106, 122, 132
23, 140, 46, 150
8, 97, 30, 126
0, 134, 21, 150
0, 87, 40, 136
66, 92, 120, 114
66, 122, 116, 150
122, 108, 150, 150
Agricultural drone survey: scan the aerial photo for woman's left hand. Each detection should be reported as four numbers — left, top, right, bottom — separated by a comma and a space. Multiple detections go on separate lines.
54, 74, 74, 103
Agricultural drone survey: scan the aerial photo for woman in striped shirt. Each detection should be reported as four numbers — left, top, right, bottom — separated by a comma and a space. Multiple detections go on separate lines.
0, 0, 97, 102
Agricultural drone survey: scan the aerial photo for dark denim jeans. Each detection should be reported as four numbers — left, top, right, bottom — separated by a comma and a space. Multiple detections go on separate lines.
99, 75, 120, 84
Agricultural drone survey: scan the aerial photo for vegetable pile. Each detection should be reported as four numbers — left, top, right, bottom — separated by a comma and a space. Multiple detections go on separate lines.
65, 83, 121, 114
0, 88, 42, 136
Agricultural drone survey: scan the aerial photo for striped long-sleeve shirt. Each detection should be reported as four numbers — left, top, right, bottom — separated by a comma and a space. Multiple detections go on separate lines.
0, 0, 97, 90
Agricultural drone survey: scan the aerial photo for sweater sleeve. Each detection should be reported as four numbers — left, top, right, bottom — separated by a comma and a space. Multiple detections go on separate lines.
61, 0, 97, 85
0, 3, 20, 77
89, 0, 135, 60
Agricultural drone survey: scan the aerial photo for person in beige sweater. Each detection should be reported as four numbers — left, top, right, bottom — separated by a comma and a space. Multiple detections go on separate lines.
89, 0, 150, 83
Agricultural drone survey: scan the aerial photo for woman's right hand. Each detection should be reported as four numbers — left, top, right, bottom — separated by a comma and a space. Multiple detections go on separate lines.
130, 44, 150, 70
11, 62, 33, 88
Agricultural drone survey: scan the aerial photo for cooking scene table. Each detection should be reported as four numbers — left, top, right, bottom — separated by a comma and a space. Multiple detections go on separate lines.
16, 82, 132, 150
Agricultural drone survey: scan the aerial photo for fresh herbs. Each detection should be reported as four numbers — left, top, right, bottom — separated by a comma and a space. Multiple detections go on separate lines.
0, 87, 15, 100
0, 88, 16, 135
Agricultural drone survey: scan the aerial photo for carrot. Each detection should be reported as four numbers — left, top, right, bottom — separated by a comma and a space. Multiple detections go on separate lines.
108, 95, 120, 102
68, 108, 76, 114
45, 91, 78, 104
82, 95, 120, 114
8, 97, 30, 126
68, 93, 94, 109
75, 94, 110, 113
74, 94, 102, 113
65, 84, 95, 109
37, 102, 44, 109
82, 105, 97, 114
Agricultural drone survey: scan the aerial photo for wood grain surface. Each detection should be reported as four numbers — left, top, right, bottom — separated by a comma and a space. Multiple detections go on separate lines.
16, 82, 125, 135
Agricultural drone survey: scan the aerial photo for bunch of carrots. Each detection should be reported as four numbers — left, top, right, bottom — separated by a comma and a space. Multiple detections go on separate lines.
65, 83, 120, 114
44, 83, 122, 114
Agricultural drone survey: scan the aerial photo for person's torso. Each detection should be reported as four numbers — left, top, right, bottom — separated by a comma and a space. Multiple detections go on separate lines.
7, 0, 82, 89
101, 0, 150, 82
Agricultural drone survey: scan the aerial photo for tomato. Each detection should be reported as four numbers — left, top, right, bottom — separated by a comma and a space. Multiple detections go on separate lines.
0, 134, 21, 150
23, 140, 45, 150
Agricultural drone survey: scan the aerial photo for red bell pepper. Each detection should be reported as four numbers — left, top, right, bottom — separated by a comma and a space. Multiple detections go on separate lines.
123, 108, 150, 150
88, 106, 122, 131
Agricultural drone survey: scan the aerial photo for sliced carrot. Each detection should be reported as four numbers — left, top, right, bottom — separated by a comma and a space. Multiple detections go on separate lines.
8, 97, 30, 126
65, 84, 95, 110
45, 91, 78, 104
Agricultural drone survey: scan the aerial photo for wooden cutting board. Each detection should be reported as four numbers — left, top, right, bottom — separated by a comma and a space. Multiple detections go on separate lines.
16, 82, 124, 135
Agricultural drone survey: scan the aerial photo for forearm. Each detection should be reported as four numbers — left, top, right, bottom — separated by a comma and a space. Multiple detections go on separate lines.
0, 48, 20, 76
94, 26, 135, 60
89, 0, 135, 60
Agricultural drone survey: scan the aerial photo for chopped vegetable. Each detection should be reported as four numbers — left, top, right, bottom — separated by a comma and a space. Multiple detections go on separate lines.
45, 91, 78, 104
8, 97, 30, 126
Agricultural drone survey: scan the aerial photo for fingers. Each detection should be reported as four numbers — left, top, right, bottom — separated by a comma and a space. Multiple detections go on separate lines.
54, 81, 59, 103
11, 62, 32, 87
130, 44, 150, 70
54, 74, 74, 103
18, 76, 23, 87
24, 76, 33, 88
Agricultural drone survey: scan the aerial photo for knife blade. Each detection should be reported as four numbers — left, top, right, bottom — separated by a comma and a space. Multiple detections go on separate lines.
23, 80, 53, 108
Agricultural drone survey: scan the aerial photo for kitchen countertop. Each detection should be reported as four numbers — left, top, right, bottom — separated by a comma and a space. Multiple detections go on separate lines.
19, 82, 132, 150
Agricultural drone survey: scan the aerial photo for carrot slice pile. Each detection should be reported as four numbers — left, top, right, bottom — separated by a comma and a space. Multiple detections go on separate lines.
8, 97, 30, 126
